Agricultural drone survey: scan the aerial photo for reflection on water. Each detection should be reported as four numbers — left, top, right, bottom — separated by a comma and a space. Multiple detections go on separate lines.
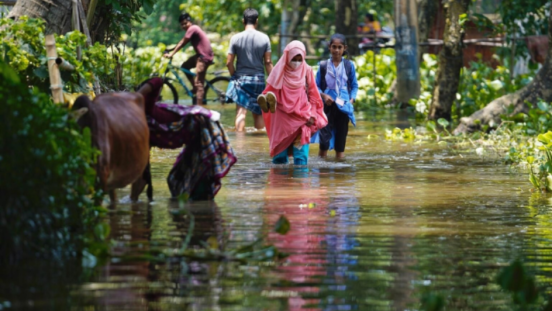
6, 106, 552, 310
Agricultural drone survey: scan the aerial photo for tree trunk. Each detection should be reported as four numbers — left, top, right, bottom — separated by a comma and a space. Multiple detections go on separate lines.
288, 0, 310, 39
453, 3, 552, 134
417, 0, 439, 55
428, 0, 470, 121
395, 0, 421, 103
7, 0, 110, 43
8, 0, 73, 35
389, 0, 439, 107
335, 0, 359, 55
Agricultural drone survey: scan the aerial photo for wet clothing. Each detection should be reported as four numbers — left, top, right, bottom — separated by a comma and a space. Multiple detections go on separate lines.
228, 29, 271, 77
184, 25, 214, 63
142, 78, 236, 200
226, 74, 265, 115
262, 41, 328, 161
318, 103, 350, 152
316, 59, 357, 126
162, 105, 236, 200
273, 142, 310, 165
313, 58, 358, 152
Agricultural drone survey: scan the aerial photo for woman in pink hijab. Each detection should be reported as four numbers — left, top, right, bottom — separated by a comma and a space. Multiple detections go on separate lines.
257, 41, 328, 165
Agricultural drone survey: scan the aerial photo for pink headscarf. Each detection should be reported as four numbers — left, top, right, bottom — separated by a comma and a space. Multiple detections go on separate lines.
267, 41, 309, 90
262, 41, 328, 157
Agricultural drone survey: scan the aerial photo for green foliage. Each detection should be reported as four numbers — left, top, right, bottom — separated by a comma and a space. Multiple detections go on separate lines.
0, 16, 48, 90
0, 17, 116, 94
95, 0, 156, 43
120, 45, 167, 87
497, 260, 541, 309
498, 125, 552, 192
420, 293, 445, 311
407, 54, 536, 120
118, 40, 229, 89
128, 0, 395, 49
354, 47, 539, 121
457, 59, 535, 118
385, 127, 417, 141
128, 0, 282, 47
528, 132, 552, 192
56, 32, 117, 93
503, 100, 552, 136
0, 62, 106, 262
499, 0, 549, 38
353, 49, 396, 110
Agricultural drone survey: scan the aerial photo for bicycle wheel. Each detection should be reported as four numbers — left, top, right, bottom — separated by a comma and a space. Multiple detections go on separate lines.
159, 80, 179, 105
204, 76, 231, 105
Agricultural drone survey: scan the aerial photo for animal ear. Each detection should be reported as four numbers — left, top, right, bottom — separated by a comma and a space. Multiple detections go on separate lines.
69, 107, 89, 121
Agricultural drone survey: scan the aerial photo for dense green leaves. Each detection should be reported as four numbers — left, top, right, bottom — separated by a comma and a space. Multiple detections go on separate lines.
95, 0, 156, 42
0, 61, 105, 263
127, 0, 394, 49
0, 17, 118, 93
499, 0, 549, 38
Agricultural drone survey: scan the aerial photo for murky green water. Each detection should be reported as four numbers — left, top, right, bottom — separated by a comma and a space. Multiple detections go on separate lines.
8, 105, 552, 310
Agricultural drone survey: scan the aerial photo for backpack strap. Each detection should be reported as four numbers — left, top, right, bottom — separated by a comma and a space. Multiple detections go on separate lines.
319, 60, 328, 93
343, 59, 353, 93
343, 58, 352, 77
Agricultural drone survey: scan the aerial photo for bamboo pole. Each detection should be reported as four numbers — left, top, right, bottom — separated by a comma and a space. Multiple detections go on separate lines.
372, 44, 377, 107
77, 0, 92, 46
45, 34, 64, 104
77, 0, 101, 95
56, 58, 75, 71
72, 0, 82, 60
86, 0, 98, 29
0, 0, 17, 6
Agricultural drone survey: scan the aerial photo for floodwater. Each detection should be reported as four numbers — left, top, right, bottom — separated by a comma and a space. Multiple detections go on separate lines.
8, 105, 552, 310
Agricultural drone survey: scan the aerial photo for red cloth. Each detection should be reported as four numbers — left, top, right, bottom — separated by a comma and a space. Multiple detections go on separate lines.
262, 41, 328, 157
184, 25, 214, 63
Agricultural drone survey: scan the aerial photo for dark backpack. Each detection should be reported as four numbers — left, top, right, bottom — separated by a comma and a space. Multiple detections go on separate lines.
319, 58, 353, 93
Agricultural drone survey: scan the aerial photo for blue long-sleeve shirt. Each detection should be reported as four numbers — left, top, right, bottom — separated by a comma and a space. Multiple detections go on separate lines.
315, 60, 359, 102
315, 59, 358, 126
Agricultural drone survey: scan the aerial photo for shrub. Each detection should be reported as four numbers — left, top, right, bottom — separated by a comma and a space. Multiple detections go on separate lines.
0, 16, 115, 94
0, 62, 104, 263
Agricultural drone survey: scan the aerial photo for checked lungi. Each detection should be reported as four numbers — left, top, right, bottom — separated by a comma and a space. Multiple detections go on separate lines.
226, 74, 265, 115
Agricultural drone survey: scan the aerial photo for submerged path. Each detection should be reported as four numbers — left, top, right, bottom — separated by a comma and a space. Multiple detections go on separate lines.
78, 105, 552, 310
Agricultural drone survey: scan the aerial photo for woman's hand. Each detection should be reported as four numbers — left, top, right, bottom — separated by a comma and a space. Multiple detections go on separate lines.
322, 94, 333, 106
306, 117, 315, 126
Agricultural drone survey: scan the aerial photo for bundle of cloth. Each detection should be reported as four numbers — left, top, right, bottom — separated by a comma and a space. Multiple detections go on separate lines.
138, 78, 236, 201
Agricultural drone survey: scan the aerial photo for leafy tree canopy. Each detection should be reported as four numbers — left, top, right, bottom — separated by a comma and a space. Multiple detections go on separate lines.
127, 0, 394, 48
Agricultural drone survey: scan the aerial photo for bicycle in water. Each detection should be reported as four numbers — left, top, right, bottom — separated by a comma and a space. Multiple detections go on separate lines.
156, 55, 232, 105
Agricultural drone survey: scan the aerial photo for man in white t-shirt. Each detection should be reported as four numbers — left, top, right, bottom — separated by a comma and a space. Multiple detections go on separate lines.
226, 8, 273, 131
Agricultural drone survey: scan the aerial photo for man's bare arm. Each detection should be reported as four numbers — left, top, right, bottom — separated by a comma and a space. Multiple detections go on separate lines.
264, 51, 273, 76
164, 37, 190, 58
226, 53, 236, 76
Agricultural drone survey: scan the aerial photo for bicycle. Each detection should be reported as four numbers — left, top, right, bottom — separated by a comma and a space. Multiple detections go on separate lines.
157, 56, 232, 105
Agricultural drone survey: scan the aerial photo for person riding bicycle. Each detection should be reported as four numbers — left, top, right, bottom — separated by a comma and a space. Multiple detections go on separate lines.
163, 12, 214, 105
226, 8, 273, 132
